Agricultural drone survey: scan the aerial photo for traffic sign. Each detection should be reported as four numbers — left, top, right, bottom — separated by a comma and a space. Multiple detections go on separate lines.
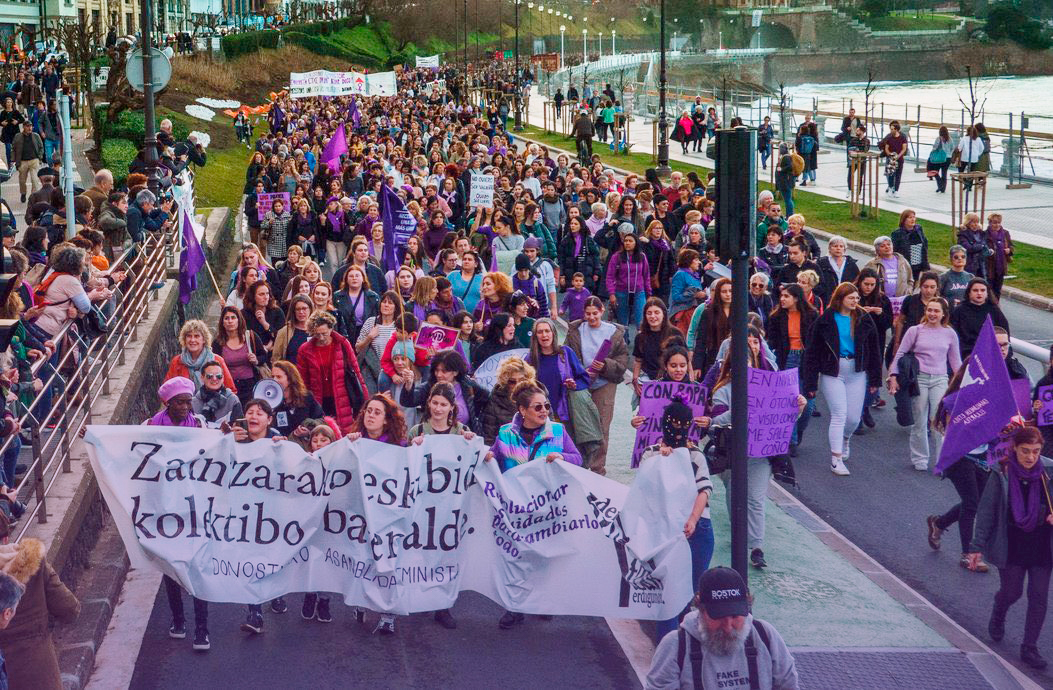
125, 48, 172, 93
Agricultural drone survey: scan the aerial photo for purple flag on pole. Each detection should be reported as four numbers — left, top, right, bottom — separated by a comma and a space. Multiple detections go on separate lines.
178, 211, 206, 305
934, 316, 1016, 473
349, 98, 360, 129
379, 183, 418, 273
321, 124, 347, 174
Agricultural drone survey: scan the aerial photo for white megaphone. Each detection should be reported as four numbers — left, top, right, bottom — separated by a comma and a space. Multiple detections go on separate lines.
252, 379, 284, 409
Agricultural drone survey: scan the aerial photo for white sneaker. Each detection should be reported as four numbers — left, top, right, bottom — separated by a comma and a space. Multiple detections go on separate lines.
913, 462, 928, 472
831, 457, 850, 476
373, 616, 396, 635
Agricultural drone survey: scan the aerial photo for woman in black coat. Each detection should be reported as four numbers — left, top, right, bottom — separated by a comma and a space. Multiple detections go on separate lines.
802, 282, 882, 475
950, 277, 1009, 359
557, 217, 601, 295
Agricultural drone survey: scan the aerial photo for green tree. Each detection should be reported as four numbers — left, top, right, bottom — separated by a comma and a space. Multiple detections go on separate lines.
986, 1, 1052, 50
861, 0, 891, 18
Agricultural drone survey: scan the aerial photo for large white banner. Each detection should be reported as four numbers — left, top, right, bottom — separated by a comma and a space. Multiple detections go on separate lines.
289, 70, 398, 99
84, 428, 694, 619
416, 54, 440, 69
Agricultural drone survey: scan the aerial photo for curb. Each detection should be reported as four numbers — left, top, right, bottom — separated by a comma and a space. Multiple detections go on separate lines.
515, 131, 1053, 313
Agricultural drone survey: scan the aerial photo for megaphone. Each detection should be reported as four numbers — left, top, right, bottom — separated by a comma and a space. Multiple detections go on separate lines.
252, 379, 284, 409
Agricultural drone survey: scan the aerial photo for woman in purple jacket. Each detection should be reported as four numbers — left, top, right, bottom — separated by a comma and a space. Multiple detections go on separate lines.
605, 231, 651, 329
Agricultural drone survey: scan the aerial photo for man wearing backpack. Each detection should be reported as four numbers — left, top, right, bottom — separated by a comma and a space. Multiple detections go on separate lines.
795, 118, 819, 187
646, 567, 799, 689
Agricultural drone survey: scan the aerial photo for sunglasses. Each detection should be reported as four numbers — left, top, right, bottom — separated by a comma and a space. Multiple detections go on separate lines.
204, 373, 224, 381
528, 402, 552, 413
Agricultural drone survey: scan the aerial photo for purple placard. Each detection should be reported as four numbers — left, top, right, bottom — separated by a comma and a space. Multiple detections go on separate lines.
746, 367, 800, 457
889, 295, 906, 316
631, 380, 707, 468
1037, 385, 1053, 427
257, 192, 290, 221
415, 324, 460, 354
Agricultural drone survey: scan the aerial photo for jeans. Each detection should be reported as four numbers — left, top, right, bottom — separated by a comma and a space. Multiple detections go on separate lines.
936, 459, 989, 553
935, 161, 950, 192
777, 182, 795, 216
759, 146, 771, 169
802, 169, 816, 183
887, 161, 904, 191
910, 372, 948, 469
0, 435, 20, 488
993, 564, 1052, 646
655, 517, 714, 642
43, 138, 57, 164
818, 358, 867, 457
614, 290, 645, 329
720, 459, 772, 552
165, 575, 208, 630
785, 350, 813, 446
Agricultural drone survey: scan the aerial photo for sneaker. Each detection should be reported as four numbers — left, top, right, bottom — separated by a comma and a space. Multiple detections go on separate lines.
831, 457, 850, 476
316, 598, 332, 623
301, 593, 317, 621
373, 616, 396, 635
750, 548, 767, 569
811, 409, 821, 418
498, 610, 525, 629
885, 187, 891, 195
960, 553, 989, 573
873, 397, 887, 408
19, 194, 25, 203
240, 612, 263, 634
270, 597, 287, 614
913, 462, 928, 472
192, 628, 210, 651
169, 621, 187, 639
434, 609, 457, 629
862, 408, 876, 428
351, 607, 365, 623
926, 515, 943, 551
1021, 645, 1048, 670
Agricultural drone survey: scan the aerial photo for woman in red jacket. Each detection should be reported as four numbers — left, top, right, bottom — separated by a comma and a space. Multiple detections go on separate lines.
295, 310, 367, 433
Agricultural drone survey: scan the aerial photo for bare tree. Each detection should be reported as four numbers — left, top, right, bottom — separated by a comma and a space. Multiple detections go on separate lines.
53, 19, 109, 149
862, 69, 877, 139
957, 65, 991, 126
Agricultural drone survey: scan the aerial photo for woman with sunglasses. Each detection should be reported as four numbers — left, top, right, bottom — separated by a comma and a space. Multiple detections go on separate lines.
191, 361, 243, 428
486, 380, 583, 629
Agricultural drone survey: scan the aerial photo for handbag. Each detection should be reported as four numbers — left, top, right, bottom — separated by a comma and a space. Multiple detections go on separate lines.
651, 251, 664, 292
247, 332, 270, 380
342, 349, 366, 415
702, 425, 731, 475
929, 145, 948, 165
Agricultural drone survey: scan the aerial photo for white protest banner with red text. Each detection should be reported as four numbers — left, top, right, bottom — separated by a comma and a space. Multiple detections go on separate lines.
85, 428, 692, 619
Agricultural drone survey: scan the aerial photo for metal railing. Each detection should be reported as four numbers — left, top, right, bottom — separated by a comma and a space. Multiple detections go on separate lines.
8, 226, 177, 542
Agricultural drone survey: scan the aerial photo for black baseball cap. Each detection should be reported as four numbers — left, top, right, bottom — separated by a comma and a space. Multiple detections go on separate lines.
697, 567, 750, 619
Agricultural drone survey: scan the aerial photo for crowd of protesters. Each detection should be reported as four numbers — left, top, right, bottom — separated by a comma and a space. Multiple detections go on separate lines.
33, 58, 1030, 682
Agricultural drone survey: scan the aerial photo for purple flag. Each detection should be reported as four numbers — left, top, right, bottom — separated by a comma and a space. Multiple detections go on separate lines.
379, 183, 418, 273
321, 124, 347, 174
349, 98, 360, 129
178, 211, 206, 305
935, 317, 1016, 473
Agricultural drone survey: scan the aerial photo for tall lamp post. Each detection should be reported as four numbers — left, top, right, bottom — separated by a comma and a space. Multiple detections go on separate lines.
139, 0, 161, 193
559, 24, 565, 69
656, 0, 670, 176
582, 28, 587, 63
597, 30, 602, 59
611, 29, 616, 56
514, 0, 523, 130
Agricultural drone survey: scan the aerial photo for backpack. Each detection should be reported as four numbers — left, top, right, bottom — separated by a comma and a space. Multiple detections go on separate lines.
677, 620, 771, 689
799, 135, 815, 154
789, 151, 805, 177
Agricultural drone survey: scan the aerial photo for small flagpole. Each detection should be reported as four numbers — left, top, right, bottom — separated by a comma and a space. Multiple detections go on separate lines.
202, 258, 224, 303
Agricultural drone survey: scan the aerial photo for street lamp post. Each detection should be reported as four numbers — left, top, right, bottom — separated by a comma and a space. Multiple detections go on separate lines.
611, 29, 615, 56
139, 0, 161, 193
582, 28, 587, 63
597, 31, 602, 58
514, 0, 522, 131
699, 19, 704, 52
559, 24, 565, 69
656, 0, 670, 176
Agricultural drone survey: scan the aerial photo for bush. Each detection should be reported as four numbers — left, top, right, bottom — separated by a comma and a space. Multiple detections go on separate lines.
986, 2, 1052, 50
96, 105, 190, 146
221, 30, 280, 60
100, 138, 137, 186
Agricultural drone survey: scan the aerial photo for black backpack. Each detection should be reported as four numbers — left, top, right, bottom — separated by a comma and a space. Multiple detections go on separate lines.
676, 619, 771, 689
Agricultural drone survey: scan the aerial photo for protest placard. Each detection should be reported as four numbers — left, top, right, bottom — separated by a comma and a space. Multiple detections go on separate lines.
747, 367, 799, 457
415, 324, 460, 354
469, 173, 495, 209
473, 348, 529, 390
631, 380, 707, 467
1037, 385, 1053, 426
256, 192, 290, 221
84, 428, 694, 619
416, 54, 440, 68
890, 295, 906, 316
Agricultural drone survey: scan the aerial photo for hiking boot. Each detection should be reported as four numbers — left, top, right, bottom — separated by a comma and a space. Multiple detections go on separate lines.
498, 611, 525, 629
301, 593, 317, 621
750, 548, 767, 569
434, 609, 457, 629
192, 628, 210, 651
926, 515, 943, 551
270, 597, 287, 614
169, 620, 187, 639
316, 597, 332, 623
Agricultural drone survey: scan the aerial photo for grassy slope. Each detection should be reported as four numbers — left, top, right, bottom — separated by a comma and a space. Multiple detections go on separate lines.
160, 108, 258, 211
523, 125, 1053, 296
863, 14, 961, 31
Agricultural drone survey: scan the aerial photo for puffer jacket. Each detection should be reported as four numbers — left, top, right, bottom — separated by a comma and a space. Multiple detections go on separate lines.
490, 412, 583, 472
481, 382, 518, 445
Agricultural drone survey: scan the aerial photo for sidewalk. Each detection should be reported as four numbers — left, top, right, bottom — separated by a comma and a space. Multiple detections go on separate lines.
526, 88, 1053, 251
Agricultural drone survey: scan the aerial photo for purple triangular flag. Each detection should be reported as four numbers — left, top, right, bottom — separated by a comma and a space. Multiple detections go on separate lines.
179, 211, 206, 305
321, 124, 348, 175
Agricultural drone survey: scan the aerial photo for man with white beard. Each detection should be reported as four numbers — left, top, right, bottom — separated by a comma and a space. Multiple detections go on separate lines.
645, 567, 799, 689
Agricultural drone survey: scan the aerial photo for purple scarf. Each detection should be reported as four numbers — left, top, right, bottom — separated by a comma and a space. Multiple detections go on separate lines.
987, 228, 1010, 274
148, 409, 201, 427
1006, 460, 1047, 532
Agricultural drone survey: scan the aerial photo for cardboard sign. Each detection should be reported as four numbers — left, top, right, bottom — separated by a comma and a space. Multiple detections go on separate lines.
415, 324, 460, 354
